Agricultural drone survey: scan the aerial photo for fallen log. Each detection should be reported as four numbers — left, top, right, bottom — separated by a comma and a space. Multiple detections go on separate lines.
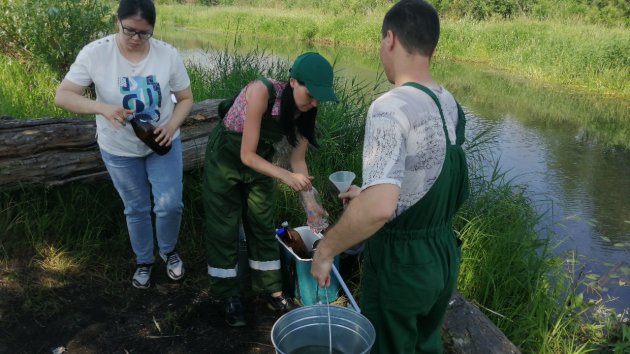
443, 292, 521, 354
0, 99, 222, 190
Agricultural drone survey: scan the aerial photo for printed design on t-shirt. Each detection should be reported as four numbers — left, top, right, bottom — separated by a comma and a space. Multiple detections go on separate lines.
363, 114, 405, 185
119, 75, 162, 123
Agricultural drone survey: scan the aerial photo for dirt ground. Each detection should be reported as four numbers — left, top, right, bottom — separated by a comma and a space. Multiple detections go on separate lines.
0, 249, 368, 354
0, 259, 286, 354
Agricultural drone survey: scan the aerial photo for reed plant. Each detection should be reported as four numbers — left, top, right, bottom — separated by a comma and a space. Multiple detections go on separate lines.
186, 45, 287, 100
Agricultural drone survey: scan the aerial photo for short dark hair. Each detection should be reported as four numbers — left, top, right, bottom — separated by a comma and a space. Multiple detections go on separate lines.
381, 0, 440, 57
117, 0, 156, 27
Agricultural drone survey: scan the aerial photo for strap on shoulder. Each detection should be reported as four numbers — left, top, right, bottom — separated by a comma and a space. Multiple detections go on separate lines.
403, 82, 467, 147
403, 82, 449, 143
455, 103, 466, 146
258, 77, 276, 101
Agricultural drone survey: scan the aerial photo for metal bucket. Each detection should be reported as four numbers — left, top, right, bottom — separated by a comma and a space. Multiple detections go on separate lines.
271, 304, 375, 354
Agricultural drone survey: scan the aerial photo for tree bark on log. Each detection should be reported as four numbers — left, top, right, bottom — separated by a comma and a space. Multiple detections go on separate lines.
0, 99, 222, 190
443, 292, 521, 354
1, 100, 521, 353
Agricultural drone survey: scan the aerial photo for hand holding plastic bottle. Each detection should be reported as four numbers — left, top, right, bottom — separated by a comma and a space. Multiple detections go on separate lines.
301, 188, 329, 234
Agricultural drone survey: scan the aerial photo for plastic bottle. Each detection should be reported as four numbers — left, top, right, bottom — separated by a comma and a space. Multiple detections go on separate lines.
301, 188, 329, 234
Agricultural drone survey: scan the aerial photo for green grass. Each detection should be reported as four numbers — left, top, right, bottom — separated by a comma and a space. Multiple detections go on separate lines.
0, 56, 74, 118
430, 60, 630, 150
157, 4, 629, 99
439, 19, 629, 98
154, 0, 630, 28
158, 5, 382, 48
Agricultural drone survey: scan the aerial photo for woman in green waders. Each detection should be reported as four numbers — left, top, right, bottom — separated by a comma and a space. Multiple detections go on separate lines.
202, 52, 338, 327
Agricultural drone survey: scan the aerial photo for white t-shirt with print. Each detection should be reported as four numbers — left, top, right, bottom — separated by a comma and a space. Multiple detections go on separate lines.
362, 85, 460, 219
65, 34, 191, 157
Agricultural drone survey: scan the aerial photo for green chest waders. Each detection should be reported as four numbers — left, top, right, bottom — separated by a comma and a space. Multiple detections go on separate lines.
360, 83, 470, 354
202, 84, 286, 299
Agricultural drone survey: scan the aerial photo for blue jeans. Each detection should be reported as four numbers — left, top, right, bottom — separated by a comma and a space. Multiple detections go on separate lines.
100, 138, 183, 264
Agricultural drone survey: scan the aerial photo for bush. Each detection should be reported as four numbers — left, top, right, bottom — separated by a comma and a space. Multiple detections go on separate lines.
0, 0, 113, 78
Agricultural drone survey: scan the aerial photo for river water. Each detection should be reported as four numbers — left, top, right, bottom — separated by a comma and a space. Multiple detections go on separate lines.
160, 30, 630, 312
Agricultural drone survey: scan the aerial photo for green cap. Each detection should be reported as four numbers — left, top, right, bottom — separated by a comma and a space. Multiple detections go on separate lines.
290, 52, 338, 102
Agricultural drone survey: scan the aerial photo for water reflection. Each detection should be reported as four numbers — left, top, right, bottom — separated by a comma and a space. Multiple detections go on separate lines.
159, 30, 630, 311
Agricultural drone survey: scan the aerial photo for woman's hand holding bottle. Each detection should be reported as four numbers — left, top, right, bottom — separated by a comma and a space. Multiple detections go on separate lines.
301, 188, 329, 234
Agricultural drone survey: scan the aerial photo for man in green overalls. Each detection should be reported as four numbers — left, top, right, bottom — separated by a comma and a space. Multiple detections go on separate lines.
311, 1, 469, 353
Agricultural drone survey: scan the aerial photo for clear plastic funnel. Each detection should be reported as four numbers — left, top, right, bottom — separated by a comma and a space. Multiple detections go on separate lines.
329, 171, 356, 192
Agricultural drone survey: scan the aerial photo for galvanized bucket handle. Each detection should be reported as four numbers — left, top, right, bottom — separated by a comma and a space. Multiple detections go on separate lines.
316, 264, 361, 313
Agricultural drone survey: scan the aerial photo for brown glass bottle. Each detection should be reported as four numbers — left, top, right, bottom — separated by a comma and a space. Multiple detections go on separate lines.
130, 118, 171, 155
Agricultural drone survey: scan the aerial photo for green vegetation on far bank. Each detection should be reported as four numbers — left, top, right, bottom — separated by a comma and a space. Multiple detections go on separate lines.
158, 4, 629, 99
158, 0, 629, 28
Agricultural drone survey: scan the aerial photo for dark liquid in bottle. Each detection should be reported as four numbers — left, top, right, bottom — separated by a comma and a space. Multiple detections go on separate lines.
130, 118, 171, 155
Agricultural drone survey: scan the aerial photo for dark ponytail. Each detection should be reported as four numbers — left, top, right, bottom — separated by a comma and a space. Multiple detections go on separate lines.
279, 82, 319, 149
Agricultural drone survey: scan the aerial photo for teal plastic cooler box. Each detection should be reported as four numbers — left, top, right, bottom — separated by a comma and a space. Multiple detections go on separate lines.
276, 226, 340, 305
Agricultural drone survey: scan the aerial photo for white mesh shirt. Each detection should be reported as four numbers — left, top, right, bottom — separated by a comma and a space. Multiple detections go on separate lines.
361, 84, 459, 219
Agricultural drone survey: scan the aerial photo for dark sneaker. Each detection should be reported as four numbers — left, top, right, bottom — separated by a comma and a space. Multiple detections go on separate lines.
160, 250, 185, 280
224, 296, 246, 327
267, 294, 297, 313
132, 263, 153, 289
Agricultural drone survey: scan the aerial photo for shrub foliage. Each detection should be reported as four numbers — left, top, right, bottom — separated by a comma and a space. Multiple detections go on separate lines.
0, 0, 113, 77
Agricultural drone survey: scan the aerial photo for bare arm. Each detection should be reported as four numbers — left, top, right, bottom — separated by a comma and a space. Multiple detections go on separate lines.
240, 81, 313, 191
289, 137, 309, 176
154, 86, 194, 146
54, 79, 131, 128
311, 183, 400, 286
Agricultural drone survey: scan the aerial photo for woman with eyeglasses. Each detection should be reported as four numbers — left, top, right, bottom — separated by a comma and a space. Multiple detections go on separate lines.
55, 0, 193, 289
202, 52, 338, 327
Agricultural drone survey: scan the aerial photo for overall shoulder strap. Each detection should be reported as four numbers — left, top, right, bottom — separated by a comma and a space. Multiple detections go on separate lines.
403, 82, 467, 147
258, 77, 276, 104
455, 103, 466, 146
402, 82, 450, 143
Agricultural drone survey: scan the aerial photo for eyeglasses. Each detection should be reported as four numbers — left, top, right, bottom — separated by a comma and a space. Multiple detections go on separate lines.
121, 25, 153, 40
